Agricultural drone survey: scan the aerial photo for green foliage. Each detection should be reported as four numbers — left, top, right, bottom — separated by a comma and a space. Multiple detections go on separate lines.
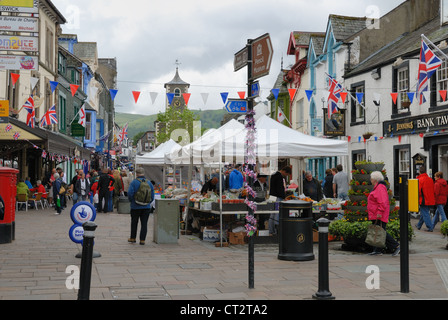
441, 220, 448, 236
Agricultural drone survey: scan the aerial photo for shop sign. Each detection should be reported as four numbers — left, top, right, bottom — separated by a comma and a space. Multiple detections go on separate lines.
71, 123, 85, 137
0, 16, 38, 32
0, 0, 39, 13
0, 55, 38, 70
323, 109, 346, 137
0, 35, 38, 52
383, 110, 448, 136
0, 100, 9, 124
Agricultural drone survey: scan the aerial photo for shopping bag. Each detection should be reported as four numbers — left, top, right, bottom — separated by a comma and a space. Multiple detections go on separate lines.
365, 221, 386, 248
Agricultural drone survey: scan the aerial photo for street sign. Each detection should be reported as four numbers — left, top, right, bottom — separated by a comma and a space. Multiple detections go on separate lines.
225, 99, 248, 114
251, 81, 260, 98
234, 46, 248, 72
251, 33, 273, 81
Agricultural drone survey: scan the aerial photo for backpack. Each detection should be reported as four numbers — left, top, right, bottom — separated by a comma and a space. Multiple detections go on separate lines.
134, 178, 152, 206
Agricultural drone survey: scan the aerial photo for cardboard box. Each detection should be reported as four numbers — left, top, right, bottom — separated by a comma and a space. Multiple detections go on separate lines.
228, 232, 247, 245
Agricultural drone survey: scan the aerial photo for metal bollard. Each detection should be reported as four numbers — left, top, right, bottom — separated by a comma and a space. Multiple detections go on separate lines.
313, 218, 335, 300
77, 221, 97, 300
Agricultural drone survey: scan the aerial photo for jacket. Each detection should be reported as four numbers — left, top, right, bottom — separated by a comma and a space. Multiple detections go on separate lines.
269, 171, 286, 199
17, 182, 30, 197
367, 181, 390, 223
75, 179, 91, 197
127, 176, 155, 210
228, 169, 243, 190
30, 184, 47, 198
98, 173, 114, 193
418, 173, 435, 206
303, 178, 323, 202
434, 178, 448, 205
52, 178, 62, 199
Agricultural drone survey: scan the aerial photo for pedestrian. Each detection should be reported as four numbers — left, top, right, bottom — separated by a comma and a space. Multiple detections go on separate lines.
52, 173, 63, 215
127, 167, 154, 245
303, 171, 323, 201
333, 164, 349, 201
201, 177, 218, 195
70, 169, 82, 205
97, 168, 115, 213
416, 166, 435, 232
107, 169, 115, 212
367, 171, 400, 256
121, 171, 131, 196
229, 164, 244, 190
269, 166, 291, 235
323, 169, 334, 199
113, 169, 123, 210
432, 172, 448, 229
75, 172, 91, 202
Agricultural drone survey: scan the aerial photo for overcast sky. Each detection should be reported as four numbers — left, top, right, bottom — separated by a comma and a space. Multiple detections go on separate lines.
52, 0, 404, 115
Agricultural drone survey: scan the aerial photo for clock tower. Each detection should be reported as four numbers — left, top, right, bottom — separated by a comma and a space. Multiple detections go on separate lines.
164, 62, 190, 111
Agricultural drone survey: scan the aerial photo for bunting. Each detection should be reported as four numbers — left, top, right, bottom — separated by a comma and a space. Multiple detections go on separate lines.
132, 91, 141, 104
10, 73, 20, 86
182, 93, 191, 105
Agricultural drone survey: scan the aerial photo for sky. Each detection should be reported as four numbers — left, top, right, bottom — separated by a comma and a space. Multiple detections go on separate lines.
52, 0, 405, 116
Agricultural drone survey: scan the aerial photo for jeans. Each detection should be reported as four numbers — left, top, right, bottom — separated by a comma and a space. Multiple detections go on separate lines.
72, 192, 78, 205
130, 208, 151, 241
108, 190, 113, 212
338, 192, 349, 201
417, 205, 434, 231
432, 204, 447, 228
269, 198, 283, 235
371, 220, 399, 252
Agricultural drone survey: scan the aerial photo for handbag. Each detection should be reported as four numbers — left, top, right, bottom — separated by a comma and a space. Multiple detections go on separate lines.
59, 186, 66, 195
365, 220, 386, 248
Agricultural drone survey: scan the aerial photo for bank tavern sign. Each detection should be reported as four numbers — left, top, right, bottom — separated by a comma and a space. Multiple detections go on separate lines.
383, 110, 448, 136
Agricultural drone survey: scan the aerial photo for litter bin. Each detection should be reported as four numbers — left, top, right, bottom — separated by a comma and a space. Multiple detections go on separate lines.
0, 167, 19, 244
117, 196, 131, 214
278, 200, 314, 261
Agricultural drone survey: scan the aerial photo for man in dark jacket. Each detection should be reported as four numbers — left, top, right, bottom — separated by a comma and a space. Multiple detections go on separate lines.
268, 166, 291, 235
303, 171, 323, 201
323, 169, 334, 198
97, 168, 115, 213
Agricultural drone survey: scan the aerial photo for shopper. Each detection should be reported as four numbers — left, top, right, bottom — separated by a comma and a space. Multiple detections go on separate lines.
323, 169, 334, 198
52, 173, 63, 215
303, 171, 323, 201
97, 168, 115, 213
127, 167, 154, 245
113, 169, 124, 210
432, 172, 448, 229
333, 164, 349, 201
269, 166, 292, 235
70, 169, 82, 205
75, 172, 91, 202
416, 166, 435, 232
229, 164, 244, 190
201, 177, 218, 195
367, 171, 400, 256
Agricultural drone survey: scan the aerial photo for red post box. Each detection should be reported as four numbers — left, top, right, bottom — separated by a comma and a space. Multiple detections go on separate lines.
0, 167, 19, 244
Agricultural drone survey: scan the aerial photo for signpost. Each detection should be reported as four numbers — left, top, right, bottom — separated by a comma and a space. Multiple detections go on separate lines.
234, 33, 273, 290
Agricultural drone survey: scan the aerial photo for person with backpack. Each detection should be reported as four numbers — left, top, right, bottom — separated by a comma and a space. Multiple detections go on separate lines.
127, 167, 154, 245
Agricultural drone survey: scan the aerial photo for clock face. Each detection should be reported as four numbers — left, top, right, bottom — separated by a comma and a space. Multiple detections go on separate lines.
174, 99, 181, 107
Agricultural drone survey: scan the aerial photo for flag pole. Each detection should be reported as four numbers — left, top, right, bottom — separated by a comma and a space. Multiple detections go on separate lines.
422, 34, 448, 61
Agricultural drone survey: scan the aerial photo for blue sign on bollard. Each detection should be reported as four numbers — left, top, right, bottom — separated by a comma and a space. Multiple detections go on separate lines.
70, 201, 96, 225
69, 224, 84, 244
225, 99, 248, 114
251, 81, 260, 98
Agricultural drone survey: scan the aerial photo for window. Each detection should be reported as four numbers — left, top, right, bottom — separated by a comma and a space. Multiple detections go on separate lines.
85, 112, 91, 140
350, 81, 365, 124
70, 69, 80, 85
45, 26, 54, 69
174, 88, 181, 97
399, 149, 410, 175
59, 95, 66, 132
437, 59, 448, 105
58, 53, 66, 75
397, 66, 410, 112
393, 144, 411, 198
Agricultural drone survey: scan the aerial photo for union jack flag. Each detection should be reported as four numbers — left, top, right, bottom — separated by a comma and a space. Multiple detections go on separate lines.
23, 96, 35, 128
42, 150, 47, 158
40, 105, 58, 127
327, 75, 343, 118
118, 123, 128, 144
417, 39, 442, 105
78, 105, 86, 127
5, 124, 13, 132
13, 132, 20, 140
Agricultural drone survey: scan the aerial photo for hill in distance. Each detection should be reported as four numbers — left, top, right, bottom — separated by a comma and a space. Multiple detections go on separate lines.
115, 108, 228, 141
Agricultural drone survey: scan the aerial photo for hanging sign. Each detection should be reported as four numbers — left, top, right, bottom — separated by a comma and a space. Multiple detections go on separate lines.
251, 33, 273, 81
0, 55, 38, 71
0, 16, 38, 32
0, 0, 39, 13
323, 109, 346, 137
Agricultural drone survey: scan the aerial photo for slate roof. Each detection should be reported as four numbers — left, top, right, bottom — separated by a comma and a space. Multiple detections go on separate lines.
329, 15, 368, 42
345, 17, 448, 78
310, 34, 325, 56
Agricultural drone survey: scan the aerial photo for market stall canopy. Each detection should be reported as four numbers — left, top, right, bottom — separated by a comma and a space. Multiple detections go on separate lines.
217, 115, 349, 161
136, 139, 182, 165
170, 119, 245, 165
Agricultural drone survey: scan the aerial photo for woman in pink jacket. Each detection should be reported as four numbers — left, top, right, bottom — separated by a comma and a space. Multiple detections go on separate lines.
367, 171, 400, 256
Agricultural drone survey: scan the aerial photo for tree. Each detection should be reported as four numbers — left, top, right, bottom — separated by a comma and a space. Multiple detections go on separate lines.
156, 106, 200, 145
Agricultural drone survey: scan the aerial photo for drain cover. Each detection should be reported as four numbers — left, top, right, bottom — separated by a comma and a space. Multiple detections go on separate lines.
110, 286, 170, 300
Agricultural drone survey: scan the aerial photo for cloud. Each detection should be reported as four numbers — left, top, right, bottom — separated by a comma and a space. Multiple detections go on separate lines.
52, 0, 405, 115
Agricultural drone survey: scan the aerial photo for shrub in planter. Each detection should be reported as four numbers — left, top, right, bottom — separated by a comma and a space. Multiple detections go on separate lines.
441, 220, 448, 237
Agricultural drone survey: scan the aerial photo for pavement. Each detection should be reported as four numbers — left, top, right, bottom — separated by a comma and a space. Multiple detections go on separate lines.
1, 205, 448, 303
